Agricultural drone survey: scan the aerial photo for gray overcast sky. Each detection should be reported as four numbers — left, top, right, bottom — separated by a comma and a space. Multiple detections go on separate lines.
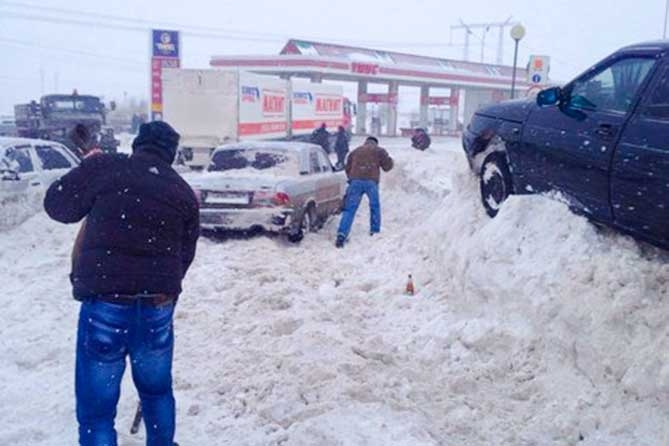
0, 0, 665, 115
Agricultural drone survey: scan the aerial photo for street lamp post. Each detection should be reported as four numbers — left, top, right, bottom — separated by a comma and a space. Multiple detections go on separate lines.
664, 0, 669, 39
510, 24, 526, 99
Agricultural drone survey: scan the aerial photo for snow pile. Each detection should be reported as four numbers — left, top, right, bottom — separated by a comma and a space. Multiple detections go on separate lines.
1, 137, 668, 445
0, 186, 45, 231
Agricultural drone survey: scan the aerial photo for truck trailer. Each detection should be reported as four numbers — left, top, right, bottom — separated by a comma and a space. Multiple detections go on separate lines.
161, 69, 353, 168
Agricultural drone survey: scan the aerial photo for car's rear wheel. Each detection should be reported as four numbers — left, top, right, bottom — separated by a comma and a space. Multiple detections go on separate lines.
480, 153, 513, 218
288, 204, 316, 243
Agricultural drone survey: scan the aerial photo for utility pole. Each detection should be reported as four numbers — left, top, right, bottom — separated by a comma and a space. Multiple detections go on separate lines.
40, 66, 45, 95
451, 18, 517, 64
457, 19, 472, 61
510, 24, 526, 99
497, 17, 513, 65
664, 0, 669, 39
480, 25, 490, 63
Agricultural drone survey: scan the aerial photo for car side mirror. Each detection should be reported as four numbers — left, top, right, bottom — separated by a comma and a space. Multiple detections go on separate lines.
1, 169, 20, 181
536, 87, 562, 107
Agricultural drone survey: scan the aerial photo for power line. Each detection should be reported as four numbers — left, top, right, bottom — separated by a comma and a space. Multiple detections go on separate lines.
1, 2, 587, 76
1, 2, 467, 50
0, 37, 145, 67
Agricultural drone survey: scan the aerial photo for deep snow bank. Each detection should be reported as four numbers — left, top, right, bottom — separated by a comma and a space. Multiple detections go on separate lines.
0, 187, 45, 231
0, 137, 668, 446
395, 143, 669, 445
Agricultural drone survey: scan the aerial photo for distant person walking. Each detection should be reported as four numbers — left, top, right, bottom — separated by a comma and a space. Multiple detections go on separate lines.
44, 121, 199, 446
336, 136, 393, 248
334, 125, 349, 169
310, 122, 330, 152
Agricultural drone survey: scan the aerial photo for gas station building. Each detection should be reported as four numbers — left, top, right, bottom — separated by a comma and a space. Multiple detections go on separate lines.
210, 39, 533, 136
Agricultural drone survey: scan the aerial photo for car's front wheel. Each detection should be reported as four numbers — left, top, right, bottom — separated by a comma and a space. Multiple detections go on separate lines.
480, 153, 513, 218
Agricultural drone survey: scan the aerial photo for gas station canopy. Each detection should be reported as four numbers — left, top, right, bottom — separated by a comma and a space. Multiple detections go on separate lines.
210, 39, 535, 135
211, 39, 531, 91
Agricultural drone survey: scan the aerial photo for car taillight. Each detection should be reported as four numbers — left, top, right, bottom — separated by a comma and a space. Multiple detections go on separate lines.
272, 192, 291, 206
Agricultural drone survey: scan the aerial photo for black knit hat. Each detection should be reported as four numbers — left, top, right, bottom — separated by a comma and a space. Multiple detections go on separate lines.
365, 136, 379, 144
132, 121, 180, 164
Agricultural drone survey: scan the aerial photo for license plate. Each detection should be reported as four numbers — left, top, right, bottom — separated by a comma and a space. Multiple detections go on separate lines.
205, 192, 250, 205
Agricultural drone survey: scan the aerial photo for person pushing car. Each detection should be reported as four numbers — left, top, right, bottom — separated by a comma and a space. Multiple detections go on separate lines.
335, 136, 393, 248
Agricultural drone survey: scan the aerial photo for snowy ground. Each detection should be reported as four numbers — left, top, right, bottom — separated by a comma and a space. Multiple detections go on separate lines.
1, 137, 669, 445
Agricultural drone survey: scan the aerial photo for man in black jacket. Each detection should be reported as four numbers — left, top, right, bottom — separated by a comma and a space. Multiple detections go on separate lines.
44, 121, 199, 446
334, 125, 349, 169
310, 122, 330, 152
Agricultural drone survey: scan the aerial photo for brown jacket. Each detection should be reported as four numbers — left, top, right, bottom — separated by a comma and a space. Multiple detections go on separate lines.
345, 143, 394, 183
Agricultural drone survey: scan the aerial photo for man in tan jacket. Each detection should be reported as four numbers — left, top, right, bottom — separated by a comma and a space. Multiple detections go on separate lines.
336, 136, 393, 247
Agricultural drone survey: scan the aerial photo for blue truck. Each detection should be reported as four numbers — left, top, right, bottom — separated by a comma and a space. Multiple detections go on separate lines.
463, 41, 669, 249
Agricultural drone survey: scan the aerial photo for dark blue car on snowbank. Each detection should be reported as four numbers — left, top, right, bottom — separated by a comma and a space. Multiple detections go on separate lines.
463, 41, 669, 249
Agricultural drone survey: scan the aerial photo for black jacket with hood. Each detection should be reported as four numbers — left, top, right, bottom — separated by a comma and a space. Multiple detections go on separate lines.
44, 121, 200, 300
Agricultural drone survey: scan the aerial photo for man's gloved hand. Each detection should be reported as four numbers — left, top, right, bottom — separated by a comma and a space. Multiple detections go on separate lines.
83, 148, 103, 159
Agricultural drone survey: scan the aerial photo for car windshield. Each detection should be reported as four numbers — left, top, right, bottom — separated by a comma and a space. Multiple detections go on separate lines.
208, 148, 299, 176
45, 97, 101, 113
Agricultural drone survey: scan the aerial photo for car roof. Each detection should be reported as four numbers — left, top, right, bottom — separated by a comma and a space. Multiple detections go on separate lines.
0, 137, 79, 165
0, 136, 68, 148
213, 141, 322, 154
620, 40, 669, 52
43, 94, 99, 101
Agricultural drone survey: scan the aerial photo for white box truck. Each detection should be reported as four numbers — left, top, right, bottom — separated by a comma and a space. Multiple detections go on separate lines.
162, 69, 353, 168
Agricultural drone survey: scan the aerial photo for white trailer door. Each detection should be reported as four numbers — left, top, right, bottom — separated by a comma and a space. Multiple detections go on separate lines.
291, 81, 344, 137
238, 72, 289, 140
162, 69, 239, 145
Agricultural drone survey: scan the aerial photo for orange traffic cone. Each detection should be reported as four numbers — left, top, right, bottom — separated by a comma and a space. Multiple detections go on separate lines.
405, 274, 415, 296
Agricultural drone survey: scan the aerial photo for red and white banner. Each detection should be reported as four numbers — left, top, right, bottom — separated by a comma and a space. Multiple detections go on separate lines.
291, 82, 345, 135
150, 29, 180, 121
359, 93, 398, 104
151, 58, 180, 118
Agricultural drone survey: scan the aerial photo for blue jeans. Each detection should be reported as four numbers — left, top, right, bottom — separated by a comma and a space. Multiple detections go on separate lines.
337, 179, 381, 239
76, 299, 176, 446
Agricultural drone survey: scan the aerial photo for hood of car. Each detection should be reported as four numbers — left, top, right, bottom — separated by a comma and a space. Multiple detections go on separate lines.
475, 98, 536, 123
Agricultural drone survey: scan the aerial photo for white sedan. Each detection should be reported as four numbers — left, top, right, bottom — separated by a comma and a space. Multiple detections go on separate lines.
1, 137, 80, 221
187, 142, 347, 242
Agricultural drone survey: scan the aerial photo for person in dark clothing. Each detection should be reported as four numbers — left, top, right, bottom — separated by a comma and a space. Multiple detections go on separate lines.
336, 136, 394, 248
68, 124, 99, 160
411, 127, 431, 150
44, 120, 199, 446
334, 125, 349, 169
310, 122, 330, 152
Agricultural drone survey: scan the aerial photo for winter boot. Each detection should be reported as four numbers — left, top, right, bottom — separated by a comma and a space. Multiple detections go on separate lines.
335, 235, 345, 248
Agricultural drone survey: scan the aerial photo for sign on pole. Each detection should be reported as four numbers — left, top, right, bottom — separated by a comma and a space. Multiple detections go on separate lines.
150, 30, 180, 121
527, 55, 550, 86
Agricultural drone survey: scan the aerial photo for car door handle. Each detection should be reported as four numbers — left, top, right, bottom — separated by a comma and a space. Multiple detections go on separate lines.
595, 124, 616, 138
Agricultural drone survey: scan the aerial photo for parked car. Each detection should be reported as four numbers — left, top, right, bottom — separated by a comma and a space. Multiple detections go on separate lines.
463, 41, 669, 249
187, 142, 346, 242
1, 136, 80, 196
0, 116, 16, 136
